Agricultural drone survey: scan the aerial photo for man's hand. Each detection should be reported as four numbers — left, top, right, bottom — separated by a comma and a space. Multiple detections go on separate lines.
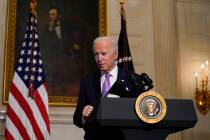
82, 105, 94, 122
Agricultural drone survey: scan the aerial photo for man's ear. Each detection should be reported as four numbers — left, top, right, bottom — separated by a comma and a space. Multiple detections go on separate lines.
114, 51, 118, 60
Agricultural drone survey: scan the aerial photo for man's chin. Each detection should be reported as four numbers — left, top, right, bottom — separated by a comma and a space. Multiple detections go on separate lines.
98, 67, 107, 72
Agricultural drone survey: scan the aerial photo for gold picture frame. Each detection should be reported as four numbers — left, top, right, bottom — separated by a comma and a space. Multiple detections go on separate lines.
3, 0, 107, 106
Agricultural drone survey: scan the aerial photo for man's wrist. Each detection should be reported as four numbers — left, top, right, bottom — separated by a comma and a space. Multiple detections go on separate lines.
82, 116, 86, 125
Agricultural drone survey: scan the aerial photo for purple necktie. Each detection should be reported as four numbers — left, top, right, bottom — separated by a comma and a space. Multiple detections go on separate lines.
102, 73, 111, 97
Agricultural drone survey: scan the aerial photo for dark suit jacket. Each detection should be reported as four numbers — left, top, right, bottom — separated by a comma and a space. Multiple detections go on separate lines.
73, 68, 145, 140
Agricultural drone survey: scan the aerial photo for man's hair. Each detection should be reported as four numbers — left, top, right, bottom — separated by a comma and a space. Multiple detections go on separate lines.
93, 36, 118, 51
48, 6, 60, 15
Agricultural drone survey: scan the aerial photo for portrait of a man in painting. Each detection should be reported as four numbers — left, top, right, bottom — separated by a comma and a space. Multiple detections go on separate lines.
4, 0, 106, 105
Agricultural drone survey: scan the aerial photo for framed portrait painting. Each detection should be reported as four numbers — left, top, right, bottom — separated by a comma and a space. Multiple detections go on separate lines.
3, 0, 107, 106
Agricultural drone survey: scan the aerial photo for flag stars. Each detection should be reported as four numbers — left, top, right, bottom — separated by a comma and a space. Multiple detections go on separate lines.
25, 67, 29, 72
34, 42, 38, 48
12, 14, 46, 90
32, 27, 36, 31
39, 60, 42, 65
23, 42, 26, 47
32, 67, 36, 72
21, 50, 25, 55
32, 59, 37, 64
24, 75, 28, 80
38, 68, 43, 73
26, 58, 30, 63
37, 76, 42, 82
31, 17, 34, 22
18, 58, 23, 64
17, 66, 22, 72
35, 34, 38, 39
33, 51, 37, 56
31, 26, 36, 31
29, 42, 32, 47
28, 50, 32, 55
30, 75, 35, 80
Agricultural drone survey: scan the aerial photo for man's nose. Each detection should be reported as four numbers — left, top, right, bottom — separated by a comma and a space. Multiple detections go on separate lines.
98, 54, 103, 62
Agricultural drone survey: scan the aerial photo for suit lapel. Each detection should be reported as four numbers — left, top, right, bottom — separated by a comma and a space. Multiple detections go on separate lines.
117, 68, 133, 93
117, 68, 127, 81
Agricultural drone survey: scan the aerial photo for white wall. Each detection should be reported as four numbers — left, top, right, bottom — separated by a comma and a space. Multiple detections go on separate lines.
176, 0, 210, 140
0, 0, 7, 138
0, 0, 7, 110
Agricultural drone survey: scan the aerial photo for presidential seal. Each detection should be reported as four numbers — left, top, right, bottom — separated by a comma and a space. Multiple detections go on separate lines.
135, 91, 167, 124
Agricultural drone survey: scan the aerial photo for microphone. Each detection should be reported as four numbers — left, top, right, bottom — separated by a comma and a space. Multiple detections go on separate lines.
130, 72, 153, 92
108, 72, 153, 98
140, 73, 153, 91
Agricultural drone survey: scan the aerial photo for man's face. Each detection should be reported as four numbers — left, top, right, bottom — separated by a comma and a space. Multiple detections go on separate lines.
93, 40, 118, 73
48, 9, 59, 22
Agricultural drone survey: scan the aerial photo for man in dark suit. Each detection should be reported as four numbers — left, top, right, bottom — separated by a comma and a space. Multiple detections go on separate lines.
73, 36, 145, 140
40, 6, 70, 91
40, 6, 83, 95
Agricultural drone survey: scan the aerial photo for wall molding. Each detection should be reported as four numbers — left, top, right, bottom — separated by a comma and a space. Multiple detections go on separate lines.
176, 0, 210, 4
50, 111, 74, 124
0, 109, 74, 124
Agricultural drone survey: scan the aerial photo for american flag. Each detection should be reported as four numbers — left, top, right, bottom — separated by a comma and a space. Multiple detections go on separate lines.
5, 12, 50, 140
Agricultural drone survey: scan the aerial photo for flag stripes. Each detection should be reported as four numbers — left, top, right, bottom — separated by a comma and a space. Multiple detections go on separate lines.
10, 83, 44, 140
5, 117, 23, 140
10, 73, 50, 140
6, 104, 31, 140
34, 87, 50, 133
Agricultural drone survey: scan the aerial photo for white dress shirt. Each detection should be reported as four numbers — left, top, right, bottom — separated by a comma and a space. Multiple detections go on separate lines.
100, 65, 120, 97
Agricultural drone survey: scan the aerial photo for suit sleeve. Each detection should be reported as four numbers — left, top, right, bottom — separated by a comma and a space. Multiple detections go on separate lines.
73, 78, 86, 128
